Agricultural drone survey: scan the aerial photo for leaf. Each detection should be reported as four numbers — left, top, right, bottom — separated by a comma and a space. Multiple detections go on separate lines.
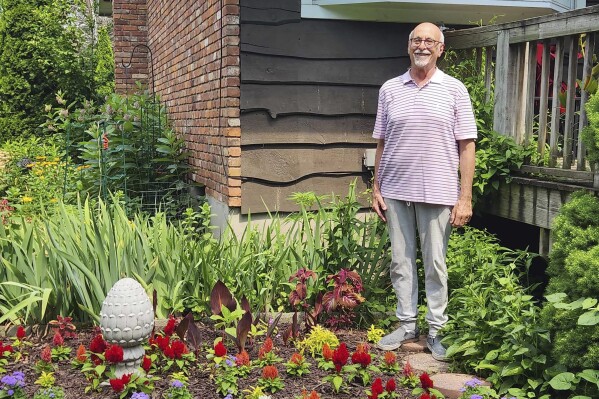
582, 297, 598, 309
548, 372, 576, 390
266, 312, 282, 338
236, 311, 252, 352
501, 363, 523, 377
210, 280, 235, 316
578, 369, 599, 384
332, 375, 343, 392
175, 313, 190, 341
183, 313, 203, 351
240, 295, 251, 314
578, 310, 599, 326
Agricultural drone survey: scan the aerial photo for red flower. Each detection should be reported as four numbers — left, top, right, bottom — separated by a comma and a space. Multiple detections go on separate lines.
40, 345, 52, 363
384, 351, 397, 366
290, 352, 304, 364
76, 344, 87, 362
385, 378, 396, 392
16, 326, 26, 340
261, 365, 279, 379
102, 133, 109, 150
419, 394, 437, 399
214, 341, 227, 357
163, 345, 175, 359
322, 343, 333, 361
155, 335, 170, 352
420, 372, 434, 390
52, 331, 64, 346
332, 343, 349, 373
89, 334, 107, 354
121, 374, 131, 385
109, 378, 125, 392
171, 340, 187, 359
351, 350, 371, 367
141, 355, 152, 372
236, 350, 250, 366
164, 315, 177, 336
104, 344, 124, 363
371, 377, 384, 395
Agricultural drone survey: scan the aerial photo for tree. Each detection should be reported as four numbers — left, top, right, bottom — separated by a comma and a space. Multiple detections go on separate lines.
0, 0, 96, 140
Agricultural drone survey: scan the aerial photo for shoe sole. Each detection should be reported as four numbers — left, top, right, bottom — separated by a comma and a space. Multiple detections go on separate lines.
376, 336, 419, 351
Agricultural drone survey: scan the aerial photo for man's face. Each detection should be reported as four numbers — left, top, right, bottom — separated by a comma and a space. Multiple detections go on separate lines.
408, 24, 444, 70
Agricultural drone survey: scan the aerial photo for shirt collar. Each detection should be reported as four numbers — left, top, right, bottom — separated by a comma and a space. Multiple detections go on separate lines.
400, 68, 445, 85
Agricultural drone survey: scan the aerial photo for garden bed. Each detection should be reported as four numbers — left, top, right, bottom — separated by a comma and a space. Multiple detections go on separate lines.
1, 321, 432, 399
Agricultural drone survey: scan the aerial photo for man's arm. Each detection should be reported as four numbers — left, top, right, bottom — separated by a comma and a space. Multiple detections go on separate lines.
372, 138, 387, 222
450, 138, 476, 227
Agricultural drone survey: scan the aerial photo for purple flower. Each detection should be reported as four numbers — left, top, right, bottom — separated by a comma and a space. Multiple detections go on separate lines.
131, 392, 150, 399
470, 395, 483, 399
171, 380, 184, 388
465, 378, 483, 387
7, 389, 14, 396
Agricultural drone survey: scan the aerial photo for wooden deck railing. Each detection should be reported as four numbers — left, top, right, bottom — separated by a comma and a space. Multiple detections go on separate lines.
445, 5, 599, 189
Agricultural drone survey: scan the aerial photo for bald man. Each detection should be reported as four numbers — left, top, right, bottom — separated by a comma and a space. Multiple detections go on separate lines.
372, 23, 477, 360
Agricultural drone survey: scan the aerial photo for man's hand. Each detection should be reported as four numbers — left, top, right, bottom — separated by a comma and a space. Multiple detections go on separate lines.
372, 189, 387, 222
450, 197, 472, 227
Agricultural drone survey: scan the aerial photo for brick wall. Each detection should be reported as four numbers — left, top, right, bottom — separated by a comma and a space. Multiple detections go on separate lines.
113, 0, 241, 207
113, 0, 149, 91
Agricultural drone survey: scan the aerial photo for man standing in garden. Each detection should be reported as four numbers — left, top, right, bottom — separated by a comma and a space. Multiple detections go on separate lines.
372, 22, 477, 361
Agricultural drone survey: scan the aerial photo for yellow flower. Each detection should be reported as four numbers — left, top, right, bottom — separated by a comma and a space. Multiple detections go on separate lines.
22, 197, 33, 203
50, 198, 58, 203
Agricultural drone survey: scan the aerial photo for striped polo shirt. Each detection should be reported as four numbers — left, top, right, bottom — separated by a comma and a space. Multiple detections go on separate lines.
372, 68, 477, 206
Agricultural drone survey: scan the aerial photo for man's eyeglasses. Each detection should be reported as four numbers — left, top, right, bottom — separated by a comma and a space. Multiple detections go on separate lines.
410, 38, 442, 48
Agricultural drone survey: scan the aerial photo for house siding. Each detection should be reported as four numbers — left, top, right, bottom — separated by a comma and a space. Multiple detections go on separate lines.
112, 0, 241, 207
239, 0, 411, 213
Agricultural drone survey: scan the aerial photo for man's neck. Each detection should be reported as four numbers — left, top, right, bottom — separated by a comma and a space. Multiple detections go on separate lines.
409, 66, 437, 86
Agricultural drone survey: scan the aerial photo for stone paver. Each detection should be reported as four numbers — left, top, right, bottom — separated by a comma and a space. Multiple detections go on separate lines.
402, 352, 450, 374
401, 335, 427, 352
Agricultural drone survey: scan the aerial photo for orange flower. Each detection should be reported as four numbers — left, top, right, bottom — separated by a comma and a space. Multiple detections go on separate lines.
356, 342, 369, 353
261, 365, 279, 379
384, 351, 397, 365
322, 343, 333, 361
258, 337, 274, 359
76, 344, 87, 362
290, 352, 304, 365
301, 390, 321, 399
236, 350, 250, 366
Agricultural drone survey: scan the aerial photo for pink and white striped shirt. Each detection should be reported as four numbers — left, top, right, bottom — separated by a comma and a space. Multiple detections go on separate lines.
372, 69, 477, 206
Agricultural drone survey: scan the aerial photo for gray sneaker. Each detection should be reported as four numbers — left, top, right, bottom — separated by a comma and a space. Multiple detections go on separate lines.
426, 335, 448, 361
376, 325, 419, 350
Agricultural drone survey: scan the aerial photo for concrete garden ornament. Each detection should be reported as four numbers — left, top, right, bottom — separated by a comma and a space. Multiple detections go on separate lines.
100, 278, 154, 377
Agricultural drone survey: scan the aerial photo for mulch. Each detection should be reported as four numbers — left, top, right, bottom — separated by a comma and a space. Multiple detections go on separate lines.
2, 322, 422, 399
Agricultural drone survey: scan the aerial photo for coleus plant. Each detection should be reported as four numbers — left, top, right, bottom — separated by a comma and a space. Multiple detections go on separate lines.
322, 269, 365, 329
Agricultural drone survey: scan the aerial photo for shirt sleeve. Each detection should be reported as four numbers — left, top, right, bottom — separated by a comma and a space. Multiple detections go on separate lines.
454, 85, 478, 141
372, 85, 387, 140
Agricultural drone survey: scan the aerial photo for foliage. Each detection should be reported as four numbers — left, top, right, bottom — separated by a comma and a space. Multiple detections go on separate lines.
0, 135, 81, 217
0, 0, 98, 141
366, 325, 385, 344
295, 326, 339, 358
321, 269, 365, 329
94, 23, 115, 100
540, 192, 599, 373
444, 227, 548, 396
581, 90, 599, 166
441, 49, 540, 205
456, 377, 499, 399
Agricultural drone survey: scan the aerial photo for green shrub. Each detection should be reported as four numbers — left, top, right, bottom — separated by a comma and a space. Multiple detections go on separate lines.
0, 0, 93, 140
541, 192, 599, 370
444, 228, 548, 396
581, 90, 599, 166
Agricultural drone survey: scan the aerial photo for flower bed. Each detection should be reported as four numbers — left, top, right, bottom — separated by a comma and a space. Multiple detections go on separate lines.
0, 319, 446, 399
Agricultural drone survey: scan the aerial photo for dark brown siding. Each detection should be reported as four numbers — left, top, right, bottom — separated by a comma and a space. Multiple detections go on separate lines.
239, 0, 411, 213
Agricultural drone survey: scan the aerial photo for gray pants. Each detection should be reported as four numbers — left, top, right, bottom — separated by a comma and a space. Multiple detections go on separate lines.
384, 199, 452, 337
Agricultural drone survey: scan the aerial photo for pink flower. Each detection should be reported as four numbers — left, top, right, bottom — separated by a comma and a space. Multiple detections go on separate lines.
52, 331, 64, 346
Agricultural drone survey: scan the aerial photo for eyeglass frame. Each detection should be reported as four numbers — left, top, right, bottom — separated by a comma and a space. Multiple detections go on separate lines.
409, 37, 443, 48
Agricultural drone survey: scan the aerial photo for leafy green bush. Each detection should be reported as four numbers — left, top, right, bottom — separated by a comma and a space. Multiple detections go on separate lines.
0, 0, 94, 140
0, 135, 82, 217
581, 90, 599, 166
540, 192, 599, 371
444, 228, 548, 397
